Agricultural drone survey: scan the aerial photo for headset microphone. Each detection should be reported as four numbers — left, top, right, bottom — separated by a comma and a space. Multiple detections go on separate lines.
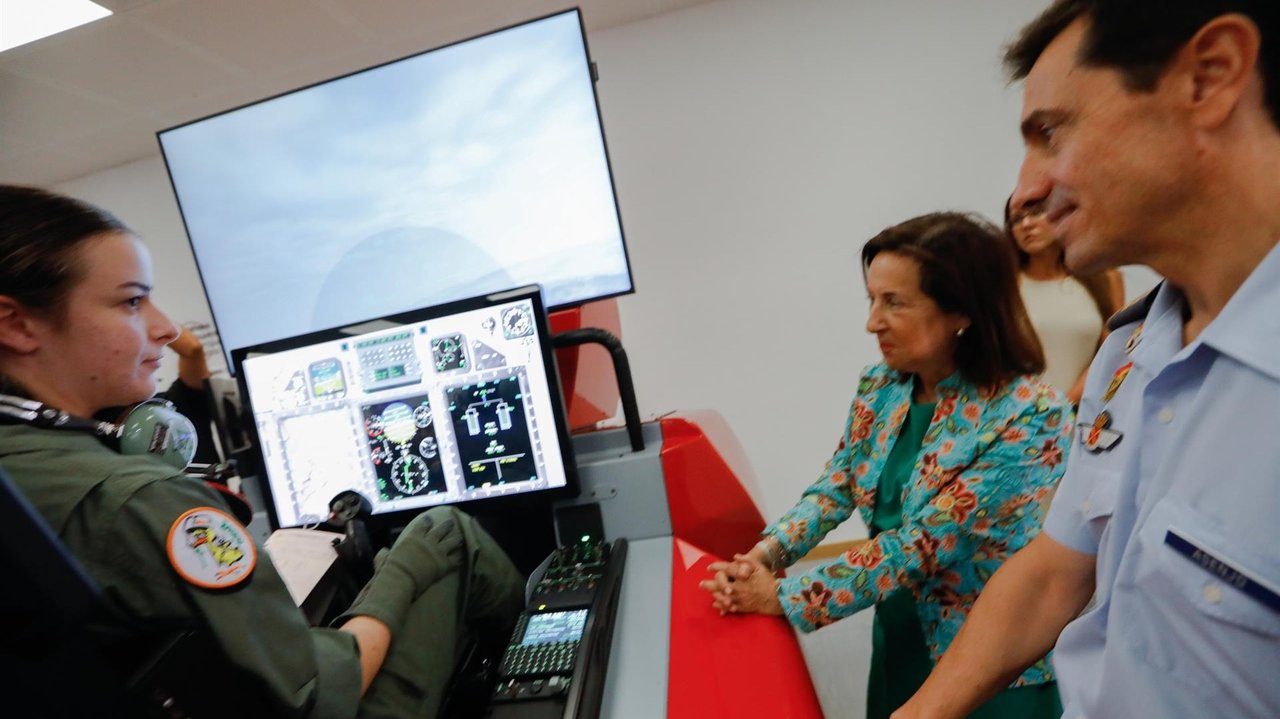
0, 393, 198, 470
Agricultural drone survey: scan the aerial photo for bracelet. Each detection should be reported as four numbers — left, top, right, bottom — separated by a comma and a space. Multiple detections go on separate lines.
754, 536, 785, 573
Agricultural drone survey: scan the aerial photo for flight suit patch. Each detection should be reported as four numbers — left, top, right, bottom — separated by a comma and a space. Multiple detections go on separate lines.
166, 507, 257, 589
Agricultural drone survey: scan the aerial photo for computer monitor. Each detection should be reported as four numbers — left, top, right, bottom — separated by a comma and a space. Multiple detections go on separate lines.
158, 9, 633, 370
233, 287, 576, 529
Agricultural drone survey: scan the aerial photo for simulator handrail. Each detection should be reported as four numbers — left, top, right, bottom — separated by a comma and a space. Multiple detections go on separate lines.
551, 328, 644, 453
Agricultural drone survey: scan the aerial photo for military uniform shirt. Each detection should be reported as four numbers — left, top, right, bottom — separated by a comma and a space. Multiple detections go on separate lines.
1044, 242, 1280, 718
0, 424, 362, 718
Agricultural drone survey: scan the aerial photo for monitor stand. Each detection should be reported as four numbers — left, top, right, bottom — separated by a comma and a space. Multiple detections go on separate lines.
474, 500, 558, 577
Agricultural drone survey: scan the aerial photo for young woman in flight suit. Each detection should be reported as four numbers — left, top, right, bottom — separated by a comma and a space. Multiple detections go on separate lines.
0, 184, 524, 718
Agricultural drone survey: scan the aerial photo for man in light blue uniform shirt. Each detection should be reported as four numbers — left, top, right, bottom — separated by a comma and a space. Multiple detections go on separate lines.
1045, 256, 1280, 718
894, 2, 1280, 718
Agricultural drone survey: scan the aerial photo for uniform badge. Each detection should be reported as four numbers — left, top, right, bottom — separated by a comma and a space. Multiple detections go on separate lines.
1103, 362, 1133, 403
1079, 411, 1123, 453
1125, 324, 1143, 354
1165, 530, 1280, 612
166, 507, 257, 589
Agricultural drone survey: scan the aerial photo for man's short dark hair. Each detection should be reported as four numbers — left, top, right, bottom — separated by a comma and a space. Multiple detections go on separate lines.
1005, 1, 1280, 128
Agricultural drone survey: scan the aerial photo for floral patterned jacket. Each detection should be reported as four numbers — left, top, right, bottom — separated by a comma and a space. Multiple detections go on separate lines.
764, 363, 1071, 686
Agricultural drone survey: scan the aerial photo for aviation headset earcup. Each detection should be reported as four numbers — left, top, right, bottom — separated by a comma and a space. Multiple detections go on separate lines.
114, 399, 198, 470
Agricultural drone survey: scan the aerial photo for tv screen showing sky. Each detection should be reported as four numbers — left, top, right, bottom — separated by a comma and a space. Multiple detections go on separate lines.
159, 10, 631, 368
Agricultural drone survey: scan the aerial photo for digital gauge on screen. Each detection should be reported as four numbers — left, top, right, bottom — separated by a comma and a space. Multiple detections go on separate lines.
362, 395, 446, 499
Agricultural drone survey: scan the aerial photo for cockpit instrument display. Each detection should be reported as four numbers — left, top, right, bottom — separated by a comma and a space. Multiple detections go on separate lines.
235, 286, 576, 528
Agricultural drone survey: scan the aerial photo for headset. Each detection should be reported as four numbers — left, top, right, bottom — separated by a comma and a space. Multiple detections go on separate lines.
0, 393, 197, 470
0, 393, 258, 525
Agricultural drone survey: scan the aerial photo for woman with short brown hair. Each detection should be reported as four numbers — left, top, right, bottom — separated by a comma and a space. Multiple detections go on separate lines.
702, 212, 1070, 719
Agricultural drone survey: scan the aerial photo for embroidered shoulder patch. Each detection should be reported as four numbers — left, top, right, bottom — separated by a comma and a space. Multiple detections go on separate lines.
166, 507, 257, 589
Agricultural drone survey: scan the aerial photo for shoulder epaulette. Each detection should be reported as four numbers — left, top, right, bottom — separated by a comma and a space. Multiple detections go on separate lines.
1106, 282, 1162, 331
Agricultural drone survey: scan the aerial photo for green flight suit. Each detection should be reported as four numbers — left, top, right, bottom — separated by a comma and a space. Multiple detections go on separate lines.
0, 424, 523, 718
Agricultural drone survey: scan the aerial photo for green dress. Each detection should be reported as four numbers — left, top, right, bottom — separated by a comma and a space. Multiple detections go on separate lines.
865, 401, 1062, 719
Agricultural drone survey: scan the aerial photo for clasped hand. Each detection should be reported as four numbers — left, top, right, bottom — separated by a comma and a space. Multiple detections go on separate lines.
698, 552, 784, 617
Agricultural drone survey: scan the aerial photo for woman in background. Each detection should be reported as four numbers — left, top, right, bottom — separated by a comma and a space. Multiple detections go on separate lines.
1005, 196, 1124, 405
700, 212, 1070, 719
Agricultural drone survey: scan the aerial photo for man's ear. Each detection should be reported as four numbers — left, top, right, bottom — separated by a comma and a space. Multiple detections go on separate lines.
1179, 14, 1262, 130
0, 297, 43, 354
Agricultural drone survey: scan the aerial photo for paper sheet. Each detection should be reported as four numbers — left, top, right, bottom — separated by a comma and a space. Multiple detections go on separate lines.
263, 528, 343, 605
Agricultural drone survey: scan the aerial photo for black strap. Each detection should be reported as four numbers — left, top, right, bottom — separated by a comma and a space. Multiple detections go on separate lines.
1106, 282, 1163, 331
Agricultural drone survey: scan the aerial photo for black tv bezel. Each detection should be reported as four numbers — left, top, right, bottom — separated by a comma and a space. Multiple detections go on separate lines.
231, 285, 580, 532
158, 7, 634, 374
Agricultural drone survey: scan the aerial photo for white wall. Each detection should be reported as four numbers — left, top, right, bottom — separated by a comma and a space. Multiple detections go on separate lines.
52, 2, 1159, 715
594, 0, 1161, 541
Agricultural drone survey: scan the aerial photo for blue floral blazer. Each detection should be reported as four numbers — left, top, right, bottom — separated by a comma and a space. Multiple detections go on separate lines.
764, 363, 1071, 686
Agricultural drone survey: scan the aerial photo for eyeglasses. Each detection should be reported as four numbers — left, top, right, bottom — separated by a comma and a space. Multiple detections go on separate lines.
1009, 204, 1046, 225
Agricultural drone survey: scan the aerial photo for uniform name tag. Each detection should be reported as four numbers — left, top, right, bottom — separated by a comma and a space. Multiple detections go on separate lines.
1164, 529, 1280, 613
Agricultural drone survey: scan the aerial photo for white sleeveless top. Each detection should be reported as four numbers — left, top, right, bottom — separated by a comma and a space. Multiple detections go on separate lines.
1020, 276, 1102, 396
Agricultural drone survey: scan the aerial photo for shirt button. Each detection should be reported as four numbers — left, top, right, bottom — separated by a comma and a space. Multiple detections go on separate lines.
1203, 583, 1223, 604
1157, 407, 1175, 424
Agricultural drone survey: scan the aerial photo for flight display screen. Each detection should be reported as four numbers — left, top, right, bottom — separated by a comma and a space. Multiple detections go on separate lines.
236, 288, 574, 528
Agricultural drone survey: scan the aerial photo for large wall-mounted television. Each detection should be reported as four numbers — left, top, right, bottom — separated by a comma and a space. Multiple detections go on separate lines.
158, 9, 632, 369
233, 286, 576, 529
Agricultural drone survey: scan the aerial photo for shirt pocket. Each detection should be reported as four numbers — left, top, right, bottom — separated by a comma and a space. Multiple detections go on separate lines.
1153, 518, 1280, 635
1126, 497, 1280, 704
1078, 470, 1119, 522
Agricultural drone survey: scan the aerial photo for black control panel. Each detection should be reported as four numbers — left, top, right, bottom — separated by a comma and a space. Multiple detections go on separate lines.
488, 538, 627, 717
499, 609, 585, 678
530, 539, 613, 609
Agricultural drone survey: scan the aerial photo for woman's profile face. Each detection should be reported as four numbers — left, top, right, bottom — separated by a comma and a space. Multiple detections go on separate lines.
26, 231, 178, 416
864, 252, 966, 380
1009, 202, 1058, 257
